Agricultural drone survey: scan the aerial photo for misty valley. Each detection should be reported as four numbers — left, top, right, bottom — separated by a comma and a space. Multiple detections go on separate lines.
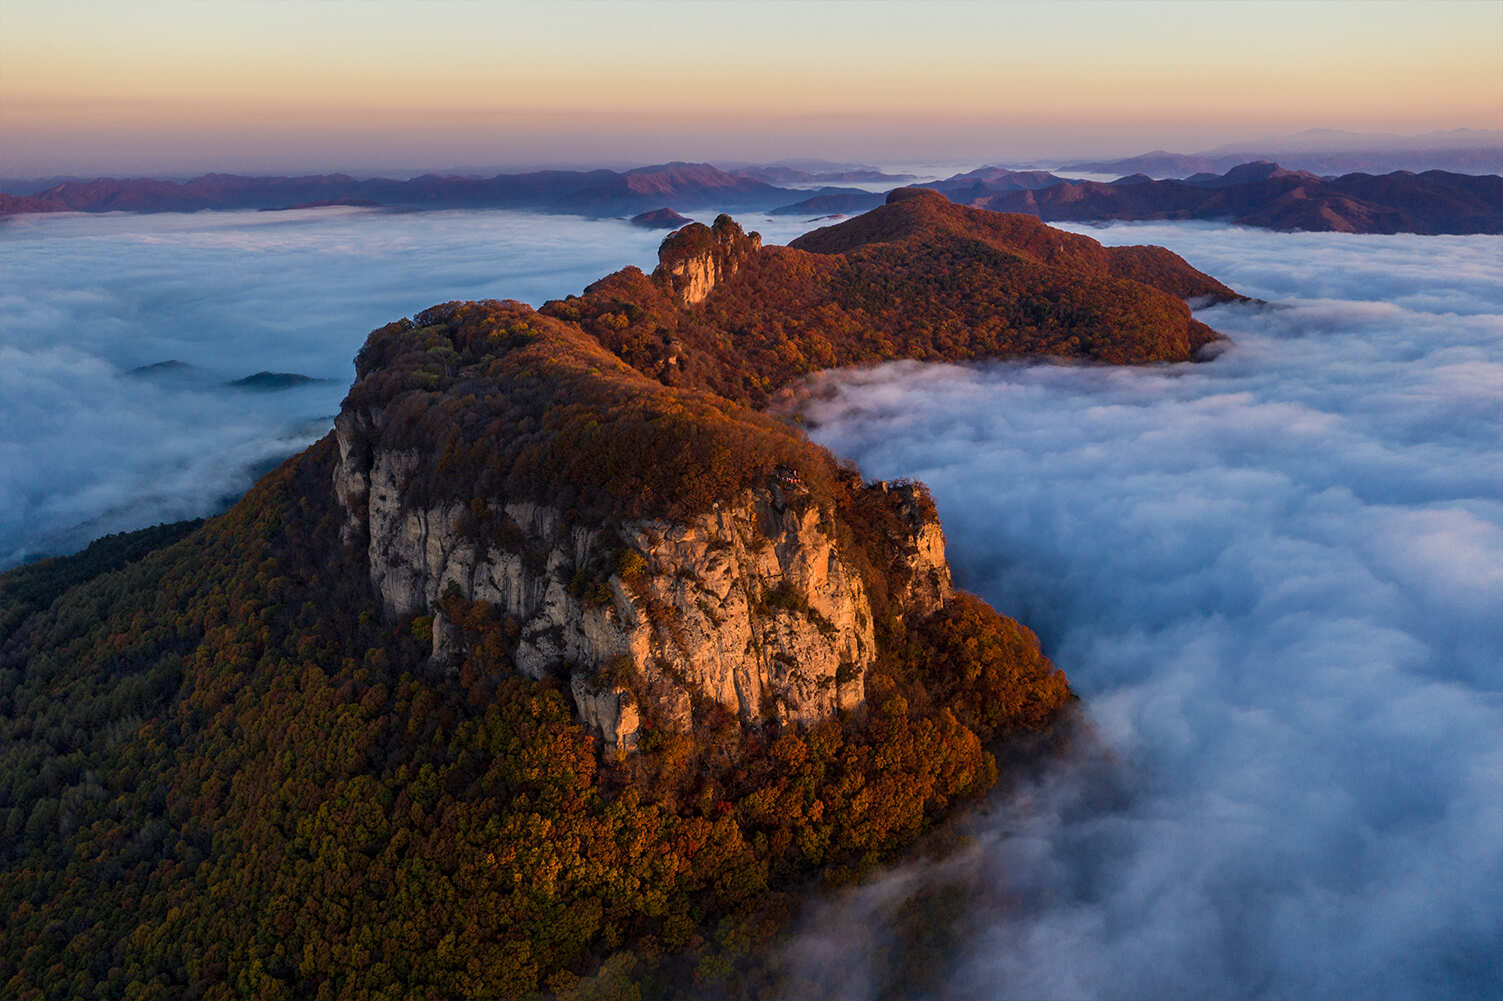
1, 204, 1498, 999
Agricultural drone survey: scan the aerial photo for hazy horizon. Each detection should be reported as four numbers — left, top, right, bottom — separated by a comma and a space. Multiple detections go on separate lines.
5, 0, 1500, 177
3, 128, 1503, 185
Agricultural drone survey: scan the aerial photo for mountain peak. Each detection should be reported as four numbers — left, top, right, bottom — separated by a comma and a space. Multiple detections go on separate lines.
885, 185, 947, 205
1221, 160, 1282, 181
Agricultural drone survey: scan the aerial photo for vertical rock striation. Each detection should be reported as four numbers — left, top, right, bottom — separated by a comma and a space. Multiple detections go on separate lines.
334, 411, 953, 753
654, 214, 762, 305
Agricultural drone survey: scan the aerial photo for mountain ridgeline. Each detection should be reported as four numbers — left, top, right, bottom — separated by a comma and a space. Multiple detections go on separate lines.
548, 189, 1235, 408
930, 161, 1503, 235
0, 162, 835, 218
3, 157, 1498, 234
0, 197, 1237, 998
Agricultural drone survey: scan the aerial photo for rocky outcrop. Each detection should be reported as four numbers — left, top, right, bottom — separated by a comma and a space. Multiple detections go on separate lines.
653, 214, 762, 304
333, 413, 952, 753
331, 192, 1222, 756
876, 479, 953, 617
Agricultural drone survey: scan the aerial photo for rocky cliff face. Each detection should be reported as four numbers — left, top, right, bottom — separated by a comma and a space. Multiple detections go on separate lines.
654, 213, 762, 305
333, 411, 951, 753
874, 478, 953, 617
327, 191, 1211, 758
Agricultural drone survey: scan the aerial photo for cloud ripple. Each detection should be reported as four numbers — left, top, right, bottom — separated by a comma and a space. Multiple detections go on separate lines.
784, 225, 1502, 1000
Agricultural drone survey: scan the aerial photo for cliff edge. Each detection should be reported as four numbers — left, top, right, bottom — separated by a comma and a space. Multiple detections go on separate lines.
332, 301, 954, 751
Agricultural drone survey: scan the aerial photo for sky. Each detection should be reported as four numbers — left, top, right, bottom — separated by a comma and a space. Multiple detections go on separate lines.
4, 0, 1501, 176
782, 222, 1503, 999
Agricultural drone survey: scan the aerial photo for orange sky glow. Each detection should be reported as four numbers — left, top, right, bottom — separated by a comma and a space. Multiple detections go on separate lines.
3, 0, 1500, 174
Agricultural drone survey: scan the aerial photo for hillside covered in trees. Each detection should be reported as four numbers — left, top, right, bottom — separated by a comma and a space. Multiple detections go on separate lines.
0, 198, 1236, 998
546, 188, 1236, 407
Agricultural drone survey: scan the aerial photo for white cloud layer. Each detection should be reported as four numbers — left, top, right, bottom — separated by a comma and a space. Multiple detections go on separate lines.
784, 224, 1503, 999
5, 211, 1499, 998
0, 207, 819, 565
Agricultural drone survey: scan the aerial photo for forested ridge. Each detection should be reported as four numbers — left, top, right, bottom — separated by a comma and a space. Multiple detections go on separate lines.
0, 199, 1231, 999
544, 189, 1236, 408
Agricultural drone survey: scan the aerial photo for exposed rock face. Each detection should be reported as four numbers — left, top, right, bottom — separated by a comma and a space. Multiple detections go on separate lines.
330, 193, 1218, 756
570, 677, 641, 756
333, 413, 951, 752
877, 480, 954, 618
654, 214, 762, 305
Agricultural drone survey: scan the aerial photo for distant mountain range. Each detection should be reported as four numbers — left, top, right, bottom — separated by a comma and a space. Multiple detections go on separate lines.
1202, 127, 1501, 155
0, 162, 904, 219
722, 163, 915, 186
771, 160, 1502, 234
2, 159, 1498, 235
920, 161, 1503, 235
1056, 130, 1503, 178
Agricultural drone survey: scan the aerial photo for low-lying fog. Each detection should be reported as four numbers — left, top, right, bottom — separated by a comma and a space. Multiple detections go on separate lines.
784, 225, 1502, 1000
0, 207, 818, 566
5, 207, 1497, 999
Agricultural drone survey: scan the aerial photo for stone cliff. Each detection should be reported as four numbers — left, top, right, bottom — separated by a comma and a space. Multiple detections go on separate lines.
653, 213, 762, 305
334, 406, 951, 752
327, 198, 1235, 752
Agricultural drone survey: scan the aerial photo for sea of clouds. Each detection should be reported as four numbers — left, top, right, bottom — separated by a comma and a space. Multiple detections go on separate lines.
0, 206, 818, 565
781, 224, 1502, 999
4, 208, 1498, 999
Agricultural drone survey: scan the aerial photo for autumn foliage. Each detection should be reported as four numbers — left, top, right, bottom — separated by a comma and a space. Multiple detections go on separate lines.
0, 198, 1236, 998
0, 451, 1065, 998
544, 194, 1237, 407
